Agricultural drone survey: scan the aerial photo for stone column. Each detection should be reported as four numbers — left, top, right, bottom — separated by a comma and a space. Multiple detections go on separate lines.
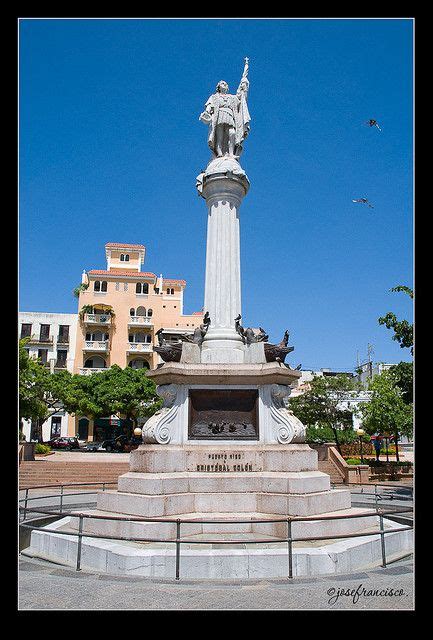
198, 158, 250, 363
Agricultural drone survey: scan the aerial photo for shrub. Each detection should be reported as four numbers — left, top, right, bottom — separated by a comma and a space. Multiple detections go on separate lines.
344, 457, 362, 465
35, 444, 51, 454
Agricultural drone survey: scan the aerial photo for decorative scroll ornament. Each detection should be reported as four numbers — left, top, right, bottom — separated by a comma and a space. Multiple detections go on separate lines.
270, 384, 306, 444
141, 384, 179, 445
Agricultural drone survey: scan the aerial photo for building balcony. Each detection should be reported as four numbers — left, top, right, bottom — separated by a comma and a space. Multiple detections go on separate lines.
83, 340, 109, 352
83, 313, 112, 326
57, 336, 70, 345
78, 367, 108, 375
27, 334, 54, 344
127, 316, 153, 328
126, 342, 153, 354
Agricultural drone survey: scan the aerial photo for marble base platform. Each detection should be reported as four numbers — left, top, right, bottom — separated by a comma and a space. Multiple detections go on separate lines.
24, 517, 413, 579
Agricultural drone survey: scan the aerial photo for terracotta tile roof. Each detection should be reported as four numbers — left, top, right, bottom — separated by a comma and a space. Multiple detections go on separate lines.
163, 278, 187, 286
88, 269, 156, 278
105, 243, 145, 250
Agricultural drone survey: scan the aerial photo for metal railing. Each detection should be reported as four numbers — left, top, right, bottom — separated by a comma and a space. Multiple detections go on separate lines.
19, 481, 413, 580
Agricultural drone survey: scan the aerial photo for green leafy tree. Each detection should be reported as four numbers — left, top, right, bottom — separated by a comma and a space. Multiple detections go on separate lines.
55, 371, 113, 438
94, 365, 161, 431
388, 361, 413, 405
359, 370, 413, 461
378, 285, 413, 354
19, 340, 72, 442
288, 374, 361, 454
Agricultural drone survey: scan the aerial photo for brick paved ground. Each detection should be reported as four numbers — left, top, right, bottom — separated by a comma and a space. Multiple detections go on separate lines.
18, 555, 414, 611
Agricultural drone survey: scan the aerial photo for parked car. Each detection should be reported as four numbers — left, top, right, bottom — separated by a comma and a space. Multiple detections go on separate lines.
84, 442, 102, 452
101, 434, 129, 452
47, 436, 80, 451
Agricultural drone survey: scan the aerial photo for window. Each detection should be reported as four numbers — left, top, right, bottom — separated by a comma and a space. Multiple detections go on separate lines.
120, 254, 130, 262
86, 332, 108, 341
125, 254, 129, 262
166, 288, 170, 294
115, 282, 120, 291
58, 325, 69, 343
136, 282, 149, 294
130, 308, 135, 316
94, 281, 107, 292
147, 308, 153, 317
84, 356, 106, 369
38, 349, 48, 364
171, 288, 175, 295
124, 283, 128, 291
128, 359, 150, 370
51, 416, 62, 438
20, 323, 32, 339
146, 334, 152, 343
56, 350, 67, 367
136, 306, 146, 316
154, 287, 159, 294
39, 324, 50, 341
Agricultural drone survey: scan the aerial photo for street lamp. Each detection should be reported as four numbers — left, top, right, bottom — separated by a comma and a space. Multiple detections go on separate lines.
357, 428, 365, 464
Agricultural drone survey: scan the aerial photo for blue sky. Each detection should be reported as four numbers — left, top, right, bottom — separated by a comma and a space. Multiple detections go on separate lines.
19, 18, 413, 370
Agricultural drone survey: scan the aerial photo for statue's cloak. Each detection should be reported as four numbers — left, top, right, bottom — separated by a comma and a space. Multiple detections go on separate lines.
205, 91, 250, 153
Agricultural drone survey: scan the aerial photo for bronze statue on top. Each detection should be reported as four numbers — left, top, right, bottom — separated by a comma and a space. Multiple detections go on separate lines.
234, 315, 269, 345
154, 313, 212, 362
264, 330, 294, 365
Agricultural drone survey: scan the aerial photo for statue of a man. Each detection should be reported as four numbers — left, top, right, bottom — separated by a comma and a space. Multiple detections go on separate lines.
199, 58, 251, 159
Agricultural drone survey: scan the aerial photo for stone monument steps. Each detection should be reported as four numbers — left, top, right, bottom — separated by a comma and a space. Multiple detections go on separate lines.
117, 470, 331, 496
66, 506, 379, 542
96, 486, 352, 519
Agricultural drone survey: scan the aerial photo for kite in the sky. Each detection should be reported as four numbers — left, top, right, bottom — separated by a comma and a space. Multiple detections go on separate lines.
352, 197, 374, 209
365, 119, 382, 131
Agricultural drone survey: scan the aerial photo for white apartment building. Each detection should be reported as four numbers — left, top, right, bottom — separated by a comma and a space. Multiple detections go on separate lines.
19, 311, 78, 441
290, 368, 371, 430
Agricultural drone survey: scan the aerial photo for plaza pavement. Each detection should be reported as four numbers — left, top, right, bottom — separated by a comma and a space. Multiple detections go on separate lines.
18, 555, 414, 611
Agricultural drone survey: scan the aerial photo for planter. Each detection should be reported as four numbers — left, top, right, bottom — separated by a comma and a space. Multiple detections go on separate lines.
19, 442, 35, 462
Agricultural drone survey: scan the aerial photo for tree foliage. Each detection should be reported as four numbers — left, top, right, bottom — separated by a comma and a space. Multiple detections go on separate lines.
378, 285, 413, 354
92, 365, 161, 427
388, 361, 413, 405
359, 370, 413, 459
19, 340, 71, 442
288, 374, 361, 453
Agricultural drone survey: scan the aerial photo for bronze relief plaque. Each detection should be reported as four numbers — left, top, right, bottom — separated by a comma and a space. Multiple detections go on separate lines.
188, 389, 259, 440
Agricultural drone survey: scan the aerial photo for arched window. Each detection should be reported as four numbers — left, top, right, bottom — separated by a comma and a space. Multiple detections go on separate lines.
136, 282, 149, 294
136, 306, 146, 316
101, 281, 107, 292
84, 356, 106, 369
125, 254, 130, 262
146, 334, 152, 343
128, 359, 150, 370
130, 308, 135, 317
147, 308, 153, 317
166, 288, 170, 294
120, 254, 125, 261
171, 288, 175, 295
94, 281, 100, 292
